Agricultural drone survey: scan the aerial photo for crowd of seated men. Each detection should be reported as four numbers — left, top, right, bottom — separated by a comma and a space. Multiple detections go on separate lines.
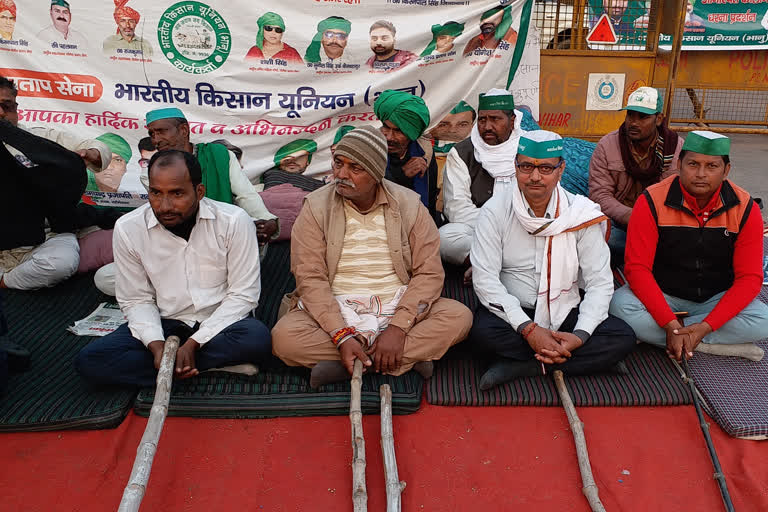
2, 73, 766, 392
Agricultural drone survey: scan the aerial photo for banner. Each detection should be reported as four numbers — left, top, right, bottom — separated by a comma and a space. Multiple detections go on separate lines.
660, 0, 768, 50
0, 0, 538, 203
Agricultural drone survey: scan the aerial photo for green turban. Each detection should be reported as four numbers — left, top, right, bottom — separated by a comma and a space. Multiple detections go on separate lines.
96, 133, 132, 163
481, 6, 514, 40
373, 90, 430, 141
450, 100, 475, 116
304, 16, 351, 63
419, 21, 464, 57
51, 0, 70, 8
333, 125, 355, 145
273, 139, 318, 167
255, 12, 285, 50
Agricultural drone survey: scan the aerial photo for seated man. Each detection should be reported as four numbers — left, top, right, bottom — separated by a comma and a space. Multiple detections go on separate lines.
373, 90, 439, 220
95, 107, 279, 295
76, 151, 272, 387
610, 131, 768, 361
589, 87, 682, 263
271, 127, 472, 388
1, 76, 109, 290
440, 88, 524, 270
470, 130, 636, 390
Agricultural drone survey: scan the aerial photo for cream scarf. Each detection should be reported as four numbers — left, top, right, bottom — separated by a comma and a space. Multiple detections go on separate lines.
470, 108, 524, 182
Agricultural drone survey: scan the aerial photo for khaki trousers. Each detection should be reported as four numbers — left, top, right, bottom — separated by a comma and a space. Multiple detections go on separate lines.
272, 297, 473, 376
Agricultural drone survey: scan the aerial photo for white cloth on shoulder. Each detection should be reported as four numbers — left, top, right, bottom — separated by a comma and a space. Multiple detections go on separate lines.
511, 181, 607, 331
469, 108, 524, 182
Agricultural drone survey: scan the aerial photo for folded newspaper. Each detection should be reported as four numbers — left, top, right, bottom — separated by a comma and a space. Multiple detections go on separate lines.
68, 302, 126, 336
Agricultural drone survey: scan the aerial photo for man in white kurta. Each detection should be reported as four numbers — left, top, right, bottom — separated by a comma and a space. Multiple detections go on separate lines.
469, 130, 636, 390
439, 88, 525, 268
76, 151, 272, 387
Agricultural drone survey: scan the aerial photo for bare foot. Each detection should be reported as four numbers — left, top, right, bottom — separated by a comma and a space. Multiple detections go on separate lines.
463, 266, 473, 286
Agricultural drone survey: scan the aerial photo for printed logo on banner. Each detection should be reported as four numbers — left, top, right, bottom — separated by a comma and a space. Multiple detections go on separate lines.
158, 1, 231, 74
586, 73, 625, 111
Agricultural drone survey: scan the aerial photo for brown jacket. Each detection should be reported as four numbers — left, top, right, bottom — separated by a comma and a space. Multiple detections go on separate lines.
588, 129, 682, 227
290, 180, 445, 335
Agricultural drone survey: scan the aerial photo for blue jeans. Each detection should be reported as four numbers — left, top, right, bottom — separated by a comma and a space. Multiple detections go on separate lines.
609, 285, 768, 346
75, 317, 272, 388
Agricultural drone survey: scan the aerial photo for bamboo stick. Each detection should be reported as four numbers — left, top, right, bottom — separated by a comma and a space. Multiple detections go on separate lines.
380, 384, 405, 512
117, 335, 180, 512
350, 359, 368, 512
553, 370, 606, 512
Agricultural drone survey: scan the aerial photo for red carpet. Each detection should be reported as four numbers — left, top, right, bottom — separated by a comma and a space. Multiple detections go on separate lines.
1, 402, 767, 511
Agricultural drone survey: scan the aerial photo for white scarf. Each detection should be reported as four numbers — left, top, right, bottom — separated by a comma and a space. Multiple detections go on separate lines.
470, 108, 523, 181
511, 182, 607, 331
299, 286, 408, 348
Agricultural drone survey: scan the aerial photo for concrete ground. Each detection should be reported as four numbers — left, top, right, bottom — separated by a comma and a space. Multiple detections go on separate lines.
721, 134, 768, 222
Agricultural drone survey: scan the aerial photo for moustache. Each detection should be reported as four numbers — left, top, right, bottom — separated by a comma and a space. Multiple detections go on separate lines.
482, 131, 497, 138
334, 178, 356, 188
480, 24, 496, 35
56, 17, 68, 21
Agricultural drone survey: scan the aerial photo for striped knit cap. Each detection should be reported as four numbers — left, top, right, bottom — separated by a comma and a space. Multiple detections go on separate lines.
332, 125, 388, 182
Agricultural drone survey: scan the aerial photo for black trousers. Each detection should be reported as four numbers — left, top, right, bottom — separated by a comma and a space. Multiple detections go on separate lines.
0, 294, 7, 392
468, 305, 636, 376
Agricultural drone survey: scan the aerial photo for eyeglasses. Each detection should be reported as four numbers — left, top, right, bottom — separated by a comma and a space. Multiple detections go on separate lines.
138, 158, 150, 168
0, 100, 18, 113
323, 31, 348, 41
264, 26, 284, 34
516, 161, 563, 175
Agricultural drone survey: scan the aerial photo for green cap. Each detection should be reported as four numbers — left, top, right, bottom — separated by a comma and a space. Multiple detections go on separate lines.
51, 0, 70, 8
96, 133, 132, 163
681, 131, 730, 156
332, 125, 356, 145
450, 100, 475, 116
478, 88, 515, 112
517, 130, 564, 159
146, 107, 186, 125
274, 139, 318, 167
621, 87, 662, 115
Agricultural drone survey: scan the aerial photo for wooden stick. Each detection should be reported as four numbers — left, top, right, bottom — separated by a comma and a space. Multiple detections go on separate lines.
118, 335, 180, 512
554, 370, 606, 512
350, 359, 367, 512
380, 384, 406, 512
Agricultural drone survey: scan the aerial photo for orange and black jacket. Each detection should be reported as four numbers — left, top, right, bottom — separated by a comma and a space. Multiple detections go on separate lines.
625, 175, 764, 330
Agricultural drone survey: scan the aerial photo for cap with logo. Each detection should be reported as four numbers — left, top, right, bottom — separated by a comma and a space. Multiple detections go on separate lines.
621, 86, 663, 115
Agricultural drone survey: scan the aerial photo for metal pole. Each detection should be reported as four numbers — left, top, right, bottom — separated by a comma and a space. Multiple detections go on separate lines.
680, 357, 736, 512
662, 0, 689, 122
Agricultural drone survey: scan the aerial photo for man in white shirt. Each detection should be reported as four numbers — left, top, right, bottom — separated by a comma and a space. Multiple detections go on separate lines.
93, 107, 278, 296
76, 150, 272, 387
439, 88, 524, 278
469, 130, 635, 390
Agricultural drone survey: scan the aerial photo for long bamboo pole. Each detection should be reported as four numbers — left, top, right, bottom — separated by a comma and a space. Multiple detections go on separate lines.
117, 335, 180, 512
350, 359, 368, 512
554, 370, 606, 512
380, 384, 405, 512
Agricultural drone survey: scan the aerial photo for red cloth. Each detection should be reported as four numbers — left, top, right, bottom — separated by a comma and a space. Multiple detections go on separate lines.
625, 188, 764, 330
244, 44, 303, 64
0, 0, 15, 17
